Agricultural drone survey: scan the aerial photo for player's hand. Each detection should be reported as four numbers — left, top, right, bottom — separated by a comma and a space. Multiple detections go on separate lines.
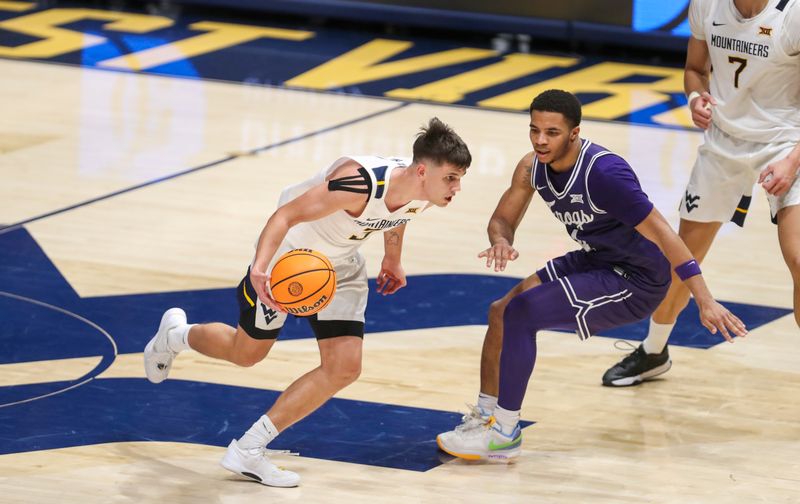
377, 258, 406, 295
250, 267, 286, 313
759, 156, 799, 196
478, 241, 519, 272
696, 299, 748, 342
690, 91, 716, 130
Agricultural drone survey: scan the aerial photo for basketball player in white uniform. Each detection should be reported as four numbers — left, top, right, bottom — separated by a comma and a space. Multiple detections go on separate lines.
603, 0, 800, 386
142, 118, 471, 486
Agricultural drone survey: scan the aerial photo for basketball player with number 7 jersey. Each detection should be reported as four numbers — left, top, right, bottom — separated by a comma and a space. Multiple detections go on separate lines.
142, 118, 471, 486
602, 0, 800, 387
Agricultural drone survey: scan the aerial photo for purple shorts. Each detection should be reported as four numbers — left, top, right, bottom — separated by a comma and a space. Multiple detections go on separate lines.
531, 251, 670, 340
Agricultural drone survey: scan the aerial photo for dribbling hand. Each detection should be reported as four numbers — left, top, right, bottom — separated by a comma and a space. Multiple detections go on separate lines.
478, 241, 519, 272
249, 267, 286, 313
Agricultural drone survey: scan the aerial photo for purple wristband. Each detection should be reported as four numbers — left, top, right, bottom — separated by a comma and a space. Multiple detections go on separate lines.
675, 259, 701, 281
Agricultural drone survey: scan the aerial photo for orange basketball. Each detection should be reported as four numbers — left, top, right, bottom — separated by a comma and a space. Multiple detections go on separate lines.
269, 249, 336, 316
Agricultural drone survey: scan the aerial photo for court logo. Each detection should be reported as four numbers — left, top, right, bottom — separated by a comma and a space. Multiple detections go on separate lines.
685, 191, 701, 212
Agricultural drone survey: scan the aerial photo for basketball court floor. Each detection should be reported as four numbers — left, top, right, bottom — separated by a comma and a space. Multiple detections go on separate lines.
1, 4, 798, 503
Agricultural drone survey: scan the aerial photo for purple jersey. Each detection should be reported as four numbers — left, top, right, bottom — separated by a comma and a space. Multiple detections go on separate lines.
532, 139, 670, 287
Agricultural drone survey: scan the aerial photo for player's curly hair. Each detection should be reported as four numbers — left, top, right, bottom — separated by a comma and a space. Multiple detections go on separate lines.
412, 117, 471, 169
529, 89, 582, 128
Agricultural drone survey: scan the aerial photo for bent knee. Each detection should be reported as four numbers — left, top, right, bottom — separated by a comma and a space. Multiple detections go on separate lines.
501, 294, 550, 337
489, 298, 510, 323
786, 255, 800, 280
503, 295, 529, 321
658, 285, 692, 314
231, 351, 267, 368
325, 361, 362, 385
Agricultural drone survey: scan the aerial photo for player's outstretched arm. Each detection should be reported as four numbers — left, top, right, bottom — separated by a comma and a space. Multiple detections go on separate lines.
377, 224, 407, 295
480, 152, 536, 272
635, 208, 748, 342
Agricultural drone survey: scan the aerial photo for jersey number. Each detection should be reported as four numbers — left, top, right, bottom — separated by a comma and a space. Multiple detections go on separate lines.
728, 56, 747, 88
349, 228, 380, 241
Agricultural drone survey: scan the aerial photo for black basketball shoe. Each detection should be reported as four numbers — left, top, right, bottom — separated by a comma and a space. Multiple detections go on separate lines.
602, 343, 672, 387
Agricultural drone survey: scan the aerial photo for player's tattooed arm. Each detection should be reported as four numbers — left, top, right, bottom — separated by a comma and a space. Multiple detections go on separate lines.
385, 230, 401, 246
383, 224, 405, 259
378, 224, 407, 295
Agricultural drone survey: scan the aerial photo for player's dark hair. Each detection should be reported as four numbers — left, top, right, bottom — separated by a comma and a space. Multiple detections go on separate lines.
529, 89, 582, 128
412, 117, 471, 169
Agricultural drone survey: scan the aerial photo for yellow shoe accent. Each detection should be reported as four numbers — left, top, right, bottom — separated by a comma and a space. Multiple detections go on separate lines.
436, 435, 481, 461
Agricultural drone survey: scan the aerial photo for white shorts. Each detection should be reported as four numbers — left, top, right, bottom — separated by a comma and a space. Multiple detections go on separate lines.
679, 124, 800, 226
254, 244, 368, 333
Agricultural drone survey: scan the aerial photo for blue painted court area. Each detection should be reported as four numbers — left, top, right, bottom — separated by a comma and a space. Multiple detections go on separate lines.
0, 226, 789, 362
0, 378, 535, 471
0, 227, 790, 469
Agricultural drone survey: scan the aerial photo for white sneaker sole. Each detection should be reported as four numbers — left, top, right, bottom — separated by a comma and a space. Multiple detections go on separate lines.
608, 359, 672, 387
436, 435, 520, 463
220, 444, 299, 488
143, 308, 185, 384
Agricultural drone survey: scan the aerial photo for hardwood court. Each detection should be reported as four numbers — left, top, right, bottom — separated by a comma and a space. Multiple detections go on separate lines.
0, 58, 797, 503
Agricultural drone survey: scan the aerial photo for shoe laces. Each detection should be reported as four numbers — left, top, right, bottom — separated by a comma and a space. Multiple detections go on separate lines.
246, 446, 298, 473
153, 331, 177, 356
455, 404, 489, 432
613, 340, 638, 352
248, 446, 300, 458
612, 340, 644, 366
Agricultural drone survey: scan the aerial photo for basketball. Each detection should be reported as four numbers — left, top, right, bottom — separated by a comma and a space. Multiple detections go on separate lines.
269, 249, 336, 316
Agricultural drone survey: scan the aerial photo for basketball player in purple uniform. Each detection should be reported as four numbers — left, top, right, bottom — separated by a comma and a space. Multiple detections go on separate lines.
437, 90, 747, 461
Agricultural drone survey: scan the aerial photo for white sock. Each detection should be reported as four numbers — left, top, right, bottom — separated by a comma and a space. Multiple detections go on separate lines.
477, 393, 497, 417
492, 405, 520, 436
237, 414, 279, 450
642, 318, 674, 354
167, 324, 194, 352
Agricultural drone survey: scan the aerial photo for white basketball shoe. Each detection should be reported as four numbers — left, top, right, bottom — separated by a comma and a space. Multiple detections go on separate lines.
220, 439, 300, 487
143, 307, 186, 383
437, 417, 522, 462
445, 404, 491, 434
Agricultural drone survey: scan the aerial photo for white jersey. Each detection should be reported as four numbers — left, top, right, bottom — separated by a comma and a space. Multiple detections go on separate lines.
690, 0, 800, 143
278, 155, 428, 262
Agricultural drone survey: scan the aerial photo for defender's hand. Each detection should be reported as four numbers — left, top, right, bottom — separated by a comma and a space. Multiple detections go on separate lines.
697, 300, 747, 342
478, 242, 519, 272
